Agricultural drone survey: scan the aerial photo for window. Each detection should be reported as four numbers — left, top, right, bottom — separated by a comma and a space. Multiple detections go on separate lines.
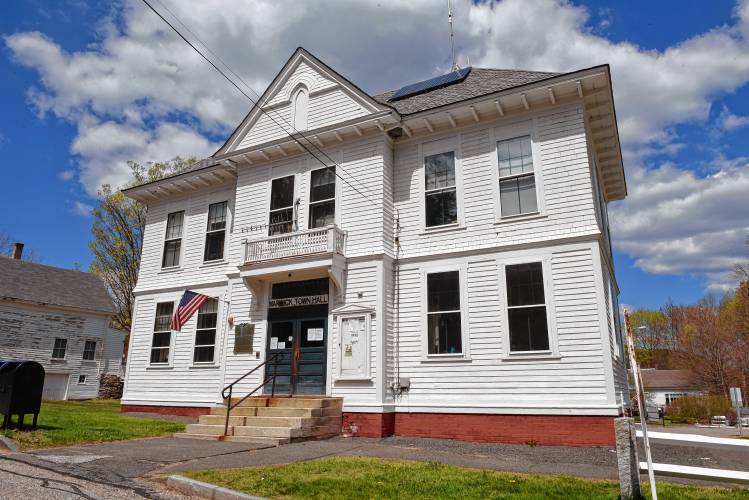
194, 298, 218, 363
82, 340, 97, 361
424, 151, 458, 227
506, 262, 549, 352
293, 87, 309, 131
204, 202, 228, 261
497, 136, 538, 217
150, 302, 173, 364
51, 338, 67, 359
309, 167, 336, 228
162, 211, 184, 268
77, 375, 87, 384
269, 175, 295, 235
665, 393, 687, 405
426, 271, 462, 354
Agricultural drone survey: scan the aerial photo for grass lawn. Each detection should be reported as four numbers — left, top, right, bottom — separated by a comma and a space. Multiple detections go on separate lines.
2, 399, 185, 450
185, 457, 749, 500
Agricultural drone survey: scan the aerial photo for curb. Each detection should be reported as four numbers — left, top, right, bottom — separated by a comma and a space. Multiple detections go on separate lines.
0, 435, 19, 453
166, 475, 269, 500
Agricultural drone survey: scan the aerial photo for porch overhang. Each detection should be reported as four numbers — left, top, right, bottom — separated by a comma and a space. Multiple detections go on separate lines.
238, 252, 347, 299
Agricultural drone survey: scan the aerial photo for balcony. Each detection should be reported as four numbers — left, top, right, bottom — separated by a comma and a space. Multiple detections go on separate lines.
244, 225, 346, 264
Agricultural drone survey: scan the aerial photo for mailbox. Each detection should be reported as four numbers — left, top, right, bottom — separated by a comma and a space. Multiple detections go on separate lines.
0, 360, 45, 429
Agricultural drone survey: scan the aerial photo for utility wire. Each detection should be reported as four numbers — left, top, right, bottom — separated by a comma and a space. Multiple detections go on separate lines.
141, 0, 381, 209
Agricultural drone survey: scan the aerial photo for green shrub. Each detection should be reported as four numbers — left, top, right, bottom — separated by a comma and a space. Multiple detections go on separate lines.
665, 395, 732, 423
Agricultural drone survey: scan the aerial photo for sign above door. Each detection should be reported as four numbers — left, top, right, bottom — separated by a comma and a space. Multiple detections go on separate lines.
269, 294, 329, 309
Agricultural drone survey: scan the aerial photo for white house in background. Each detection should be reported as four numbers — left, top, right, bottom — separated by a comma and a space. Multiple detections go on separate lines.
639, 369, 704, 408
121, 48, 628, 446
0, 244, 123, 400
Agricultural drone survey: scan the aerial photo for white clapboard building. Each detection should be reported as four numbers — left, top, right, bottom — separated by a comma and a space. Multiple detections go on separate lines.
0, 244, 123, 400
121, 48, 628, 446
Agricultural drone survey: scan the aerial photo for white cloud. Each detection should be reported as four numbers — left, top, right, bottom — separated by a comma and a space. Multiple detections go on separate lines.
718, 105, 749, 131
72, 200, 93, 216
58, 169, 75, 181
6, 0, 749, 289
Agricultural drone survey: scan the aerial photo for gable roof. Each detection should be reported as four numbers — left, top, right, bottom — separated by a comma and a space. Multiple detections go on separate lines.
0, 257, 115, 315
374, 67, 560, 116
638, 369, 702, 391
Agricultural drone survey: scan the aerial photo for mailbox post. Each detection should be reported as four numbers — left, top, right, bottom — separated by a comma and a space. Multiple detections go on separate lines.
730, 387, 743, 438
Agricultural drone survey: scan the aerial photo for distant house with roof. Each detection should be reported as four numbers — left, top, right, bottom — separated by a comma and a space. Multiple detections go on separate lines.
0, 243, 123, 400
638, 369, 704, 407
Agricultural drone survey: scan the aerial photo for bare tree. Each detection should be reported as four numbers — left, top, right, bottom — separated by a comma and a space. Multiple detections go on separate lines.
0, 233, 42, 262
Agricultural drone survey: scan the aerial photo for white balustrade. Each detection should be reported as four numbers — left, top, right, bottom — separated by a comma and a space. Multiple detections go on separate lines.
244, 225, 346, 263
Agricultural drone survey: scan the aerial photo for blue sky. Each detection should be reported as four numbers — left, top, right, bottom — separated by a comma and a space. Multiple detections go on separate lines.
1, 0, 748, 309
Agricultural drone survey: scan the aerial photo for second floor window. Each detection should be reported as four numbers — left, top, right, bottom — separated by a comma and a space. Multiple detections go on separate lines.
204, 201, 228, 261
82, 340, 97, 361
269, 175, 295, 235
162, 211, 184, 268
506, 262, 549, 352
52, 338, 67, 359
498, 136, 538, 217
150, 302, 173, 364
425, 151, 458, 227
194, 298, 218, 363
309, 167, 336, 229
426, 271, 462, 354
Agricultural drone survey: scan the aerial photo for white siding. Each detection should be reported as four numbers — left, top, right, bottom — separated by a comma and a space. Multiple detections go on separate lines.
0, 301, 119, 400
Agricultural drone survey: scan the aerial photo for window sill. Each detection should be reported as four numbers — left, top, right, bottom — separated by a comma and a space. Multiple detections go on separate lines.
419, 224, 466, 236
81, 360, 97, 365
334, 377, 373, 383
146, 365, 173, 370
421, 355, 471, 363
199, 260, 227, 269
49, 358, 67, 363
494, 212, 547, 225
158, 266, 182, 275
501, 351, 561, 362
189, 364, 220, 370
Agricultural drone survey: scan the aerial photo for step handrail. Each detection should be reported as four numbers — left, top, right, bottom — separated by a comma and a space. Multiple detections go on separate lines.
221, 352, 283, 436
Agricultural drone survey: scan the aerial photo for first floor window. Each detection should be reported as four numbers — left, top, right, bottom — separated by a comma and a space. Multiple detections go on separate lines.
204, 201, 228, 261
498, 136, 538, 217
52, 338, 67, 359
82, 340, 97, 361
151, 302, 173, 364
77, 375, 87, 384
194, 298, 218, 363
162, 210, 184, 268
506, 262, 549, 352
424, 151, 458, 227
309, 167, 336, 228
269, 175, 295, 235
426, 271, 462, 354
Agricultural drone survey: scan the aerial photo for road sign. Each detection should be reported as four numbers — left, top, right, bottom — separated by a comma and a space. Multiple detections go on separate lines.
730, 387, 743, 407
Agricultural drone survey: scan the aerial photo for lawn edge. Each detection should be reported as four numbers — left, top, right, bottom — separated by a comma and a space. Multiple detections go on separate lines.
167, 475, 269, 500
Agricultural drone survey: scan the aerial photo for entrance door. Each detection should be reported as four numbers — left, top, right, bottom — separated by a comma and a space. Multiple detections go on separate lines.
265, 317, 327, 395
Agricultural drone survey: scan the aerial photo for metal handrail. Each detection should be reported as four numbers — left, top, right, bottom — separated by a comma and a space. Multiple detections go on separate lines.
221, 352, 283, 436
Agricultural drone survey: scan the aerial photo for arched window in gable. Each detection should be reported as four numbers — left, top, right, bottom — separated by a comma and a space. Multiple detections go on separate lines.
292, 86, 309, 131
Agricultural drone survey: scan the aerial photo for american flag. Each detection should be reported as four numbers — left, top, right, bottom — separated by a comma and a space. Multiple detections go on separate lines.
171, 290, 209, 332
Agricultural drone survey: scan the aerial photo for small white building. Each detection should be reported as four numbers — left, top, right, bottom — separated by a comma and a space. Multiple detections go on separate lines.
121, 48, 628, 446
0, 244, 123, 400
639, 369, 704, 408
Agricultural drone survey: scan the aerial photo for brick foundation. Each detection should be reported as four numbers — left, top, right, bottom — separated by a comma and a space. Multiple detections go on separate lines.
343, 412, 615, 447
121, 404, 211, 417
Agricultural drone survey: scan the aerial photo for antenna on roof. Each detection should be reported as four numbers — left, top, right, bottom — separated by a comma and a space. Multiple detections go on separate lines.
448, 0, 459, 72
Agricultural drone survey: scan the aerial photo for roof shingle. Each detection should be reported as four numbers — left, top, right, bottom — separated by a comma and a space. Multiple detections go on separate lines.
0, 257, 115, 314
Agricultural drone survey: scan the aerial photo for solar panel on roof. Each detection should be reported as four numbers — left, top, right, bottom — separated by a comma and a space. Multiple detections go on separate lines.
389, 66, 472, 101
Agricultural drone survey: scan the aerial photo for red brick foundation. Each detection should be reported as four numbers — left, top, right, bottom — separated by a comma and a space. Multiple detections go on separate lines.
121, 404, 211, 417
343, 412, 615, 447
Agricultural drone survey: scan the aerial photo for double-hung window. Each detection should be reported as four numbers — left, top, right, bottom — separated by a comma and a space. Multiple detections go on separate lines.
52, 338, 67, 359
150, 302, 173, 364
498, 136, 538, 217
162, 211, 184, 268
82, 340, 97, 361
426, 271, 462, 354
204, 202, 228, 261
506, 262, 549, 352
194, 298, 218, 363
309, 167, 336, 228
425, 151, 458, 227
269, 176, 295, 235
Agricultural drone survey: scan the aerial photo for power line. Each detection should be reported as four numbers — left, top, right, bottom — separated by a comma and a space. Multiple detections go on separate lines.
140, 0, 381, 209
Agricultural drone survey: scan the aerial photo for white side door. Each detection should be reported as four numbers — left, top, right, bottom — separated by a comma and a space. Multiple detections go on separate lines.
42, 373, 70, 400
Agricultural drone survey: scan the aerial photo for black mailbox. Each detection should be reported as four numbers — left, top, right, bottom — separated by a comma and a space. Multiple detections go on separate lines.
0, 360, 45, 429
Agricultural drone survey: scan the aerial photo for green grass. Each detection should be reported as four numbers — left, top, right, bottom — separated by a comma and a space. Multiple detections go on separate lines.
184, 457, 749, 500
2, 399, 185, 450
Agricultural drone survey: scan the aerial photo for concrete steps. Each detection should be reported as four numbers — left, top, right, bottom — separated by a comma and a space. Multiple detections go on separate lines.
174, 396, 343, 446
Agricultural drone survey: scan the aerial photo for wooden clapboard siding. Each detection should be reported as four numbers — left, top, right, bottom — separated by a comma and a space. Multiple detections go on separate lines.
0, 301, 121, 400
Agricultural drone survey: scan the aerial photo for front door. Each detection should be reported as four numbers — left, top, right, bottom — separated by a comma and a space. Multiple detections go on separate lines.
266, 318, 327, 395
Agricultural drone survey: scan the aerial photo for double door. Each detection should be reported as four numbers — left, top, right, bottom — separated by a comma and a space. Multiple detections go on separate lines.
265, 317, 327, 395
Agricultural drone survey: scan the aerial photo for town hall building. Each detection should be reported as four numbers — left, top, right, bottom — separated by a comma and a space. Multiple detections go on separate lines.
121, 48, 628, 447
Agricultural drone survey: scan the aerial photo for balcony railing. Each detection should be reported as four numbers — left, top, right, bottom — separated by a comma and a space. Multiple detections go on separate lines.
244, 225, 346, 263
